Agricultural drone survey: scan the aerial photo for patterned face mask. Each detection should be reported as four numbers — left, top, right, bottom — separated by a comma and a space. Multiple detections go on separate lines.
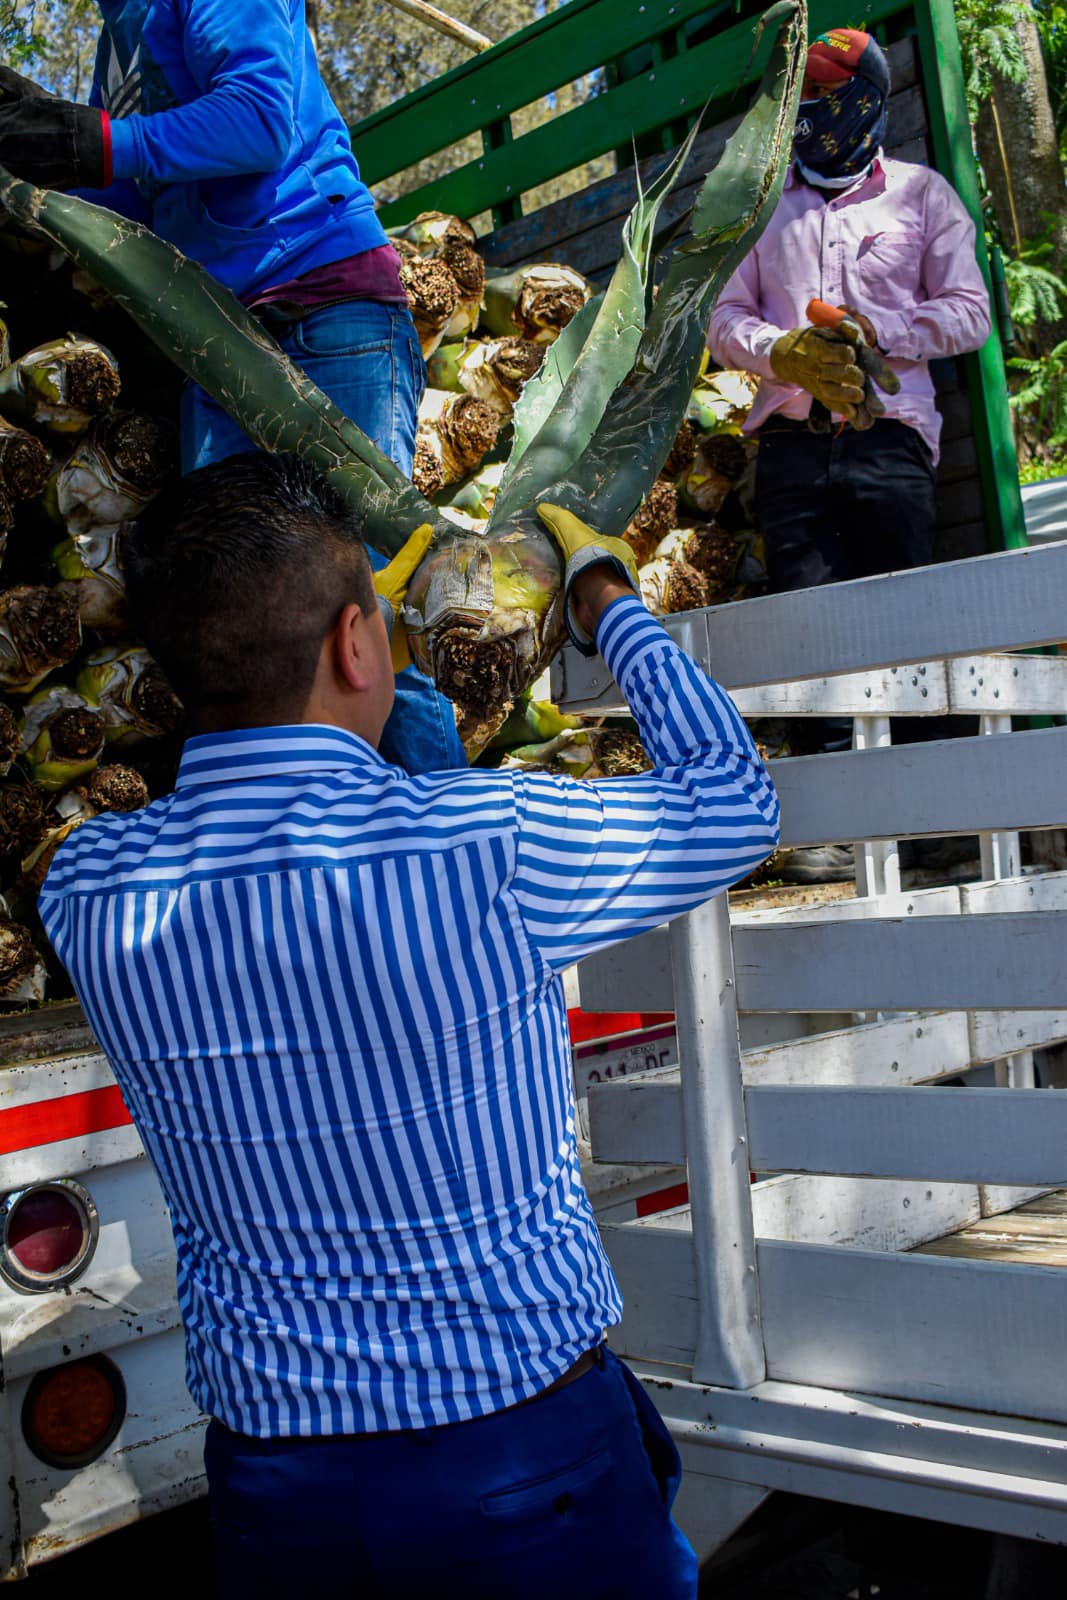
792, 76, 887, 179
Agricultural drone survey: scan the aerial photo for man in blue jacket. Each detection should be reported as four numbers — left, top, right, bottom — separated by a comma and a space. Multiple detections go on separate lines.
0, 0, 465, 774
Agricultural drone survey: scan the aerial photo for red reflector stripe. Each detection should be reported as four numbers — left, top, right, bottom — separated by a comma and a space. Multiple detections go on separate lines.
635, 1181, 689, 1218
0, 1086, 132, 1157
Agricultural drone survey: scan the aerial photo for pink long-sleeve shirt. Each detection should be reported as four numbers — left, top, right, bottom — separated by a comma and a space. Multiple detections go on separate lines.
707, 156, 992, 462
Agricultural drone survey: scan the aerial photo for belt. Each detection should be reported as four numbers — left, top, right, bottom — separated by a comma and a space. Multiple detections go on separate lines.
760, 414, 905, 438
513, 1344, 603, 1410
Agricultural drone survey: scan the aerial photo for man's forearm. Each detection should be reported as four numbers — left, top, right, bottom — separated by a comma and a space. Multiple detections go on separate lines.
596, 597, 776, 804
569, 567, 635, 642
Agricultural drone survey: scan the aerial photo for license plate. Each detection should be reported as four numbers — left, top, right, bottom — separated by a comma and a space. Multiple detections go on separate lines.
572, 1023, 678, 1141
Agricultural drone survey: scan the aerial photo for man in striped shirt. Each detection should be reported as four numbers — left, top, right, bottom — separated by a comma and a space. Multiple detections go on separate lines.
39, 454, 779, 1598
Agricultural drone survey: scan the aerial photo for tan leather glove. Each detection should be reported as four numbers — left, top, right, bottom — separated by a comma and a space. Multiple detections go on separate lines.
770, 325, 866, 421
836, 305, 901, 400
537, 503, 640, 656
373, 522, 435, 674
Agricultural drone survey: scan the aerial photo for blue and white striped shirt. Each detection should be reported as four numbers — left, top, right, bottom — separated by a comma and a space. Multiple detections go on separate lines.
40, 597, 779, 1436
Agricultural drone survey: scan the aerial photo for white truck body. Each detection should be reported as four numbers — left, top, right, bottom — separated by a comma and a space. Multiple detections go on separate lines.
1, 536, 1065, 1575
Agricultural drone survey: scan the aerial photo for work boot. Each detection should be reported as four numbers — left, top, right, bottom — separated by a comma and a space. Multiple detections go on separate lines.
777, 844, 855, 884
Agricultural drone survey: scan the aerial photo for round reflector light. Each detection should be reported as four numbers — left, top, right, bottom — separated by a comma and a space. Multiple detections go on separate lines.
0, 1180, 98, 1292
23, 1356, 125, 1470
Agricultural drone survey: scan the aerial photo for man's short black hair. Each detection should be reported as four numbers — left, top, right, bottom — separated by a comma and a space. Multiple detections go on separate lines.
125, 452, 376, 722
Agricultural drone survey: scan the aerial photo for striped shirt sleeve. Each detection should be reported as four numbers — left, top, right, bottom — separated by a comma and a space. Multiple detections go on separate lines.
511, 595, 780, 970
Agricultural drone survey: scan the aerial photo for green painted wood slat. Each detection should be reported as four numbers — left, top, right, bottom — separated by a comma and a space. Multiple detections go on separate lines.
352, 0, 733, 186
362, 0, 915, 227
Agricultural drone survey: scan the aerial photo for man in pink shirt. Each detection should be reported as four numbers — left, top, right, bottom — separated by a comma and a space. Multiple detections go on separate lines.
709, 26, 992, 880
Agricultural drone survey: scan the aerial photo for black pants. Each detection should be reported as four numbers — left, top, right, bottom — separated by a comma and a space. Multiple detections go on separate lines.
756, 417, 937, 751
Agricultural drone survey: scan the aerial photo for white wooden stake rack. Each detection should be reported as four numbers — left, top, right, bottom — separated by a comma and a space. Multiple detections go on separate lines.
551, 540, 1067, 1560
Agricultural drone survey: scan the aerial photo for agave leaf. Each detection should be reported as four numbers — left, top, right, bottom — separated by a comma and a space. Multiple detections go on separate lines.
415, 0, 803, 754
495, 119, 704, 524
501, 297, 599, 482
0, 171, 441, 557
524, 0, 805, 538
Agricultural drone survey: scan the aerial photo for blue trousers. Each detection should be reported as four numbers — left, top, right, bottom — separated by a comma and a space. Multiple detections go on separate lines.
181, 299, 467, 776
204, 1348, 698, 1599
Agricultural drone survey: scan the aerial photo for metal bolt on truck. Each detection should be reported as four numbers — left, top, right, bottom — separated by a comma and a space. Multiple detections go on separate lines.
3, 0, 1067, 1579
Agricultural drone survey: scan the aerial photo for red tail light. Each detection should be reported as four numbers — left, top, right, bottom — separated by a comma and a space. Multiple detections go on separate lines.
0, 1180, 99, 1292
22, 1356, 126, 1469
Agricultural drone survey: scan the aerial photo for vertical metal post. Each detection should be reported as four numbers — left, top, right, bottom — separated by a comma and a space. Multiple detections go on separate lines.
979, 715, 1022, 881
853, 716, 901, 898
979, 713, 1035, 1095
670, 894, 765, 1389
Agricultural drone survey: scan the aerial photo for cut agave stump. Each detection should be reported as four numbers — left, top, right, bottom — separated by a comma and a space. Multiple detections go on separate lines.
0, 1, 805, 750
402, 508, 566, 746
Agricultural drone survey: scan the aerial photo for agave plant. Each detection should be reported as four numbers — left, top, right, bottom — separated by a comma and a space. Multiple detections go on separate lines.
0, 1, 804, 750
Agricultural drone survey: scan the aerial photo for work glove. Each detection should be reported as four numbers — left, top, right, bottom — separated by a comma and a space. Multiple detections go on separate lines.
373, 522, 435, 674
769, 325, 865, 423
0, 65, 53, 102
0, 94, 109, 191
836, 305, 901, 400
537, 502, 639, 657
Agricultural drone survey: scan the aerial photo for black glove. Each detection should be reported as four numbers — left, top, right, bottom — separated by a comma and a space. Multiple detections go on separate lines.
0, 96, 108, 190
0, 65, 54, 103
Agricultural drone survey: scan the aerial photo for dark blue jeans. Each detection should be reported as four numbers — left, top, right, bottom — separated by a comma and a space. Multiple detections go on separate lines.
204, 1348, 698, 1599
181, 299, 467, 776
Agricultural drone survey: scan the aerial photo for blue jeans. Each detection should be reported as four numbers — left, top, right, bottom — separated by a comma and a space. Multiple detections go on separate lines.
204, 1348, 698, 1599
181, 300, 467, 775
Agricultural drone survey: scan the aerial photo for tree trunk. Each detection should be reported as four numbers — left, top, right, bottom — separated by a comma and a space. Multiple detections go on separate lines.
306, 0, 321, 52
975, 1, 1067, 348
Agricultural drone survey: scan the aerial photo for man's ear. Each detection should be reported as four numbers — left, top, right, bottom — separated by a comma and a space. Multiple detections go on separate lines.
333, 601, 379, 692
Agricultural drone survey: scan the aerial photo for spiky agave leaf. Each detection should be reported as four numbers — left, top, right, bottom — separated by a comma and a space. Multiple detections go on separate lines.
524, 0, 805, 536
0, 171, 440, 557
398, 1, 805, 749
493, 119, 704, 525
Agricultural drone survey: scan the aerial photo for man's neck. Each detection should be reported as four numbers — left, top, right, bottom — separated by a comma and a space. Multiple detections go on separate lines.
795, 158, 873, 192
190, 706, 380, 747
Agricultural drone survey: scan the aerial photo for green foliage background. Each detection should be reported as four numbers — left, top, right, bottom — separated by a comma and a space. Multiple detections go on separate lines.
958, 0, 1067, 471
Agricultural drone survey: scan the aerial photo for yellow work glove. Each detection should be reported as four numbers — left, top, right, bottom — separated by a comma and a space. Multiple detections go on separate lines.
373, 522, 435, 674
769, 325, 866, 422
537, 502, 640, 657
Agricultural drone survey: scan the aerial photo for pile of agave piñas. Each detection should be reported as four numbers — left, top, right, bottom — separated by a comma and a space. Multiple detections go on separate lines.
402, 219, 766, 625
0, 1, 806, 1004
0, 0, 804, 754
0, 256, 186, 1006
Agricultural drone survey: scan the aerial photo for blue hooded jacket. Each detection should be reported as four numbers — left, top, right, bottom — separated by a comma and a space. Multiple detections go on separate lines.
87, 0, 387, 296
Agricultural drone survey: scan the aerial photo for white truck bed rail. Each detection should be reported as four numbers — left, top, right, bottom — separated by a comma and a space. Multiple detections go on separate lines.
552, 539, 1067, 1557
